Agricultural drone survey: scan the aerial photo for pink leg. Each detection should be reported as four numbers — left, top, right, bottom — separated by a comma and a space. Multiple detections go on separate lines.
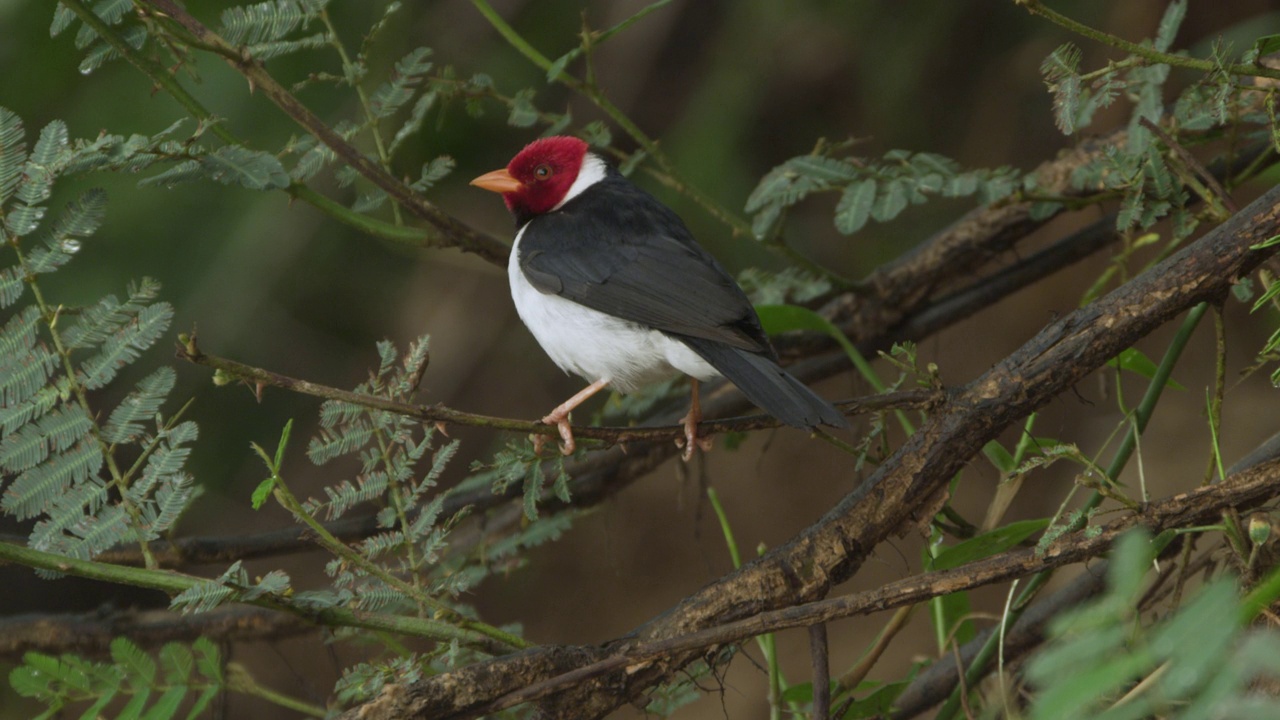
676, 379, 714, 461
536, 378, 611, 456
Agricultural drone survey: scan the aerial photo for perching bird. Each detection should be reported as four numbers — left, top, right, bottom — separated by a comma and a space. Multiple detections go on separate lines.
471, 136, 848, 459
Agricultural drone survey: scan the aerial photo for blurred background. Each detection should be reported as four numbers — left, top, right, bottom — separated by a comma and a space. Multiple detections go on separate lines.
2, 0, 1279, 717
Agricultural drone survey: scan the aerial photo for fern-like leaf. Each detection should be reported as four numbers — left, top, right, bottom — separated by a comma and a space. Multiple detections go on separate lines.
101, 367, 175, 444
308, 421, 374, 464
0, 383, 63, 436
78, 24, 147, 75
246, 32, 327, 61
72, 0, 134, 50
17, 120, 69, 206
79, 301, 174, 390
408, 156, 455, 193
220, 0, 318, 46
0, 404, 93, 473
0, 305, 40, 360
3, 439, 104, 520
28, 477, 110, 551
0, 107, 25, 205
370, 47, 434, 119
389, 91, 437, 157
0, 343, 57, 408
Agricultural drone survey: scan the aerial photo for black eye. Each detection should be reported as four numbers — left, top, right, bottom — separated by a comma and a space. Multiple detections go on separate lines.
534, 164, 552, 180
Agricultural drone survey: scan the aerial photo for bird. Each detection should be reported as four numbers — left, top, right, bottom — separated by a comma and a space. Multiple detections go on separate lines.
471, 136, 849, 460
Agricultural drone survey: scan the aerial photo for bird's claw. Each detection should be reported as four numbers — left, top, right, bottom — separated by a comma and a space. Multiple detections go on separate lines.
676, 409, 712, 462
537, 412, 575, 456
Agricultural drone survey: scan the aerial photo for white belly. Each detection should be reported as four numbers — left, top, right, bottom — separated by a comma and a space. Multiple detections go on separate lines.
509, 227, 719, 394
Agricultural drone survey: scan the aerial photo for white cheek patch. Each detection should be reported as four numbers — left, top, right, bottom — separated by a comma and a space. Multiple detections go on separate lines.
553, 154, 608, 210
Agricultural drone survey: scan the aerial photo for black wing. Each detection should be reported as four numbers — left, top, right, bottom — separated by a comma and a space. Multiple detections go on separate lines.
518, 170, 774, 357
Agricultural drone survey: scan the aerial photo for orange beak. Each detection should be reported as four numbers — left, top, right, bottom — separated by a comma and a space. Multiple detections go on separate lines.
470, 168, 524, 194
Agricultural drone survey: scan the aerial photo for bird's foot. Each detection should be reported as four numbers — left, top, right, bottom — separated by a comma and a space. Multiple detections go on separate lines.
676, 410, 713, 462
536, 410, 576, 456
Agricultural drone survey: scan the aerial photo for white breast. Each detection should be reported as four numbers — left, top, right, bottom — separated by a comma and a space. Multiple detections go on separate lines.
508, 226, 719, 394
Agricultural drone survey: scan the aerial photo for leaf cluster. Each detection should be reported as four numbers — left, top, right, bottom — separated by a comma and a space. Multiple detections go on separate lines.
9, 637, 223, 720
1026, 531, 1280, 720
0, 109, 196, 567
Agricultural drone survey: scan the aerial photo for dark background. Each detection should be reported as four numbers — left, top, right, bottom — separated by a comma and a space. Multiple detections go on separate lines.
2, 1, 1279, 717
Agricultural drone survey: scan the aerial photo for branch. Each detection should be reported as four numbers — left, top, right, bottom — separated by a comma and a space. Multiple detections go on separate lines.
1018, 0, 1280, 82
0, 605, 311, 661
337, 182, 1280, 719
0, 541, 519, 656
175, 331, 934, 449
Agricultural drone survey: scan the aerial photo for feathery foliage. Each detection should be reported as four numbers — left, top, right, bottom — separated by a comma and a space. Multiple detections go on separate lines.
1025, 531, 1280, 719
0, 108, 196, 565
10, 637, 225, 720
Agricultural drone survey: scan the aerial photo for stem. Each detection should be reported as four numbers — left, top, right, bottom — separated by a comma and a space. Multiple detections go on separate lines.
269, 473, 530, 651
1019, 0, 1280, 81
226, 663, 327, 718
0, 539, 514, 653
177, 333, 934, 446
706, 489, 787, 717
318, 9, 402, 226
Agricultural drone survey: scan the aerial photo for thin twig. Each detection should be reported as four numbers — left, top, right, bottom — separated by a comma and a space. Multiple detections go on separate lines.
175, 331, 937, 448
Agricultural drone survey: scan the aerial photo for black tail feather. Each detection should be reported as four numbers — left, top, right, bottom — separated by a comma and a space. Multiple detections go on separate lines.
680, 337, 849, 429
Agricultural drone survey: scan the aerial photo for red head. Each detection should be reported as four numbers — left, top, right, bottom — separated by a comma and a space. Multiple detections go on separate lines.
470, 136, 590, 220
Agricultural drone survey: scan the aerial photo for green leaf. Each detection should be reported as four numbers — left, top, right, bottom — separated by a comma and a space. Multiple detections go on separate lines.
1250, 234, 1280, 250
0, 107, 26, 205
755, 304, 865, 370
1153, 0, 1187, 52
0, 344, 58, 409
141, 686, 187, 720
1104, 347, 1186, 390
0, 404, 93, 473
102, 367, 175, 445
79, 302, 174, 390
388, 91, 436, 157
834, 178, 876, 234
870, 178, 909, 222
111, 637, 156, 686
4, 440, 104, 517
220, 0, 316, 46
250, 478, 276, 510
73, 0, 133, 49
983, 440, 1016, 474
17, 120, 68, 206
930, 518, 1051, 571
1252, 33, 1280, 59
0, 266, 24, 309
369, 47, 433, 119
787, 155, 859, 183
200, 146, 290, 190
507, 88, 538, 127
930, 589, 975, 650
